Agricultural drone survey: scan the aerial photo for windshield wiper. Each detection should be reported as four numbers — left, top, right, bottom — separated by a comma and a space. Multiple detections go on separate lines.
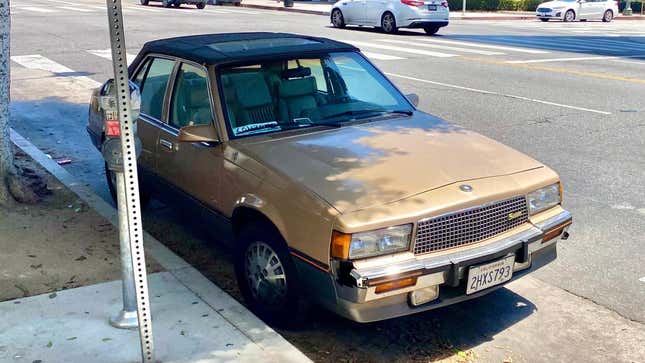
324, 109, 413, 120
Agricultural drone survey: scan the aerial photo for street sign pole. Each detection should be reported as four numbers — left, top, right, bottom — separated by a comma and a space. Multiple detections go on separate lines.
462, 0, 466, 16
104, 0, 155, 361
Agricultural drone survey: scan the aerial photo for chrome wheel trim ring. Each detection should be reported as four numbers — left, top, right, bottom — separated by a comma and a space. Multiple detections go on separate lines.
244, 241, 288, 306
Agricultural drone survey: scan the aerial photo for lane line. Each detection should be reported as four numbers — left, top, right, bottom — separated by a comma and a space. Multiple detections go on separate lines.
10, 54, 101, 88
384, 72, 611, 115
341, 40, 458, 58
377, 39, 504, 56
418, 38, 550, 54
87, 49, 137, 65
506, 54, 645, 64
21, 6, 58, 13
361, 51, 406, 61
56, 5, 95, 12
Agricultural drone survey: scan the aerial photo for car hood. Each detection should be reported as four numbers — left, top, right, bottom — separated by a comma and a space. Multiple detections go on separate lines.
236, 114, 543, 214
537, 1, 568, 7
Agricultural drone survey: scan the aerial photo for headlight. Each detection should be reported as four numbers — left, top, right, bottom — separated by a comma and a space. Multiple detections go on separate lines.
331, 224, 412, 260
527, 183, 561, 215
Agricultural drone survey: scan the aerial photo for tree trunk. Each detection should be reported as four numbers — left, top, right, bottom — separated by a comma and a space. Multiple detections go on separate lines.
0, 0, 14, 206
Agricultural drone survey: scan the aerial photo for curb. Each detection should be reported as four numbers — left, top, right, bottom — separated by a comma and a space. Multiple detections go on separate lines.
9, 128, 312, 363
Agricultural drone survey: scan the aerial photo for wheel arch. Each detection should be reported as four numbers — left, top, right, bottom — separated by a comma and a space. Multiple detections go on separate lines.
231, 197, 289, 245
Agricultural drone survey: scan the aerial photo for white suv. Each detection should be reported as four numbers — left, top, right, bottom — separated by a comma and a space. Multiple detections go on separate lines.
536, 0, 619, 22
331, 0, 449, 35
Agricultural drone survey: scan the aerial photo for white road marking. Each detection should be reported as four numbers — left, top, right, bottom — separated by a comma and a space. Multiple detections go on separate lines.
361, 51, 406, 61
22, 6, 58, 13
639, 276, 645, 283
342, 40, 458, 58
418, 38, 550, 54
87, 49, 137, 65
210, 7, 259, 14
10, 54, 101, 88
611, 59, 645, 66
204, 9, 236, 13
56, 5, 95, 12
385, 72, 611, 115
506, 55, 645, 64
377, 39, 505, 56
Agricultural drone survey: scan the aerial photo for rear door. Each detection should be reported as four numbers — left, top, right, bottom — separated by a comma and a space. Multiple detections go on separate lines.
364, 0, 385, 25
155, 61, 223, 210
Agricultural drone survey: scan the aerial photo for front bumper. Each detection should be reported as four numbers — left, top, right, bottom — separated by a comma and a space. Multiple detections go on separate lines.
328, 209, 571, 322
536, 11, 563, 18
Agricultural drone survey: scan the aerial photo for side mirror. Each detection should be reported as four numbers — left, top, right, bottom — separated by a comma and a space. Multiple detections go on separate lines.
406, 93, 419, 107
178, 124, 220, 143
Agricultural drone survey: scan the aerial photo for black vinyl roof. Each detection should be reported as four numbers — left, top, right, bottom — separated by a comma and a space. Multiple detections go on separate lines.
137, 32, 359, 66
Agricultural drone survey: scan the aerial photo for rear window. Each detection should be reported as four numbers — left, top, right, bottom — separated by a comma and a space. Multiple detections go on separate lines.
208, 38, 321, 53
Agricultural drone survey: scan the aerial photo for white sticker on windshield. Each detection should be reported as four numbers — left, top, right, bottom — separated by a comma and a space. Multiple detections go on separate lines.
233, 121, 280, 136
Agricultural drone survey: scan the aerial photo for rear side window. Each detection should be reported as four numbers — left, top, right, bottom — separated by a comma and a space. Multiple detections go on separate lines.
138, 57, 175, 120
169, 63, 213, 129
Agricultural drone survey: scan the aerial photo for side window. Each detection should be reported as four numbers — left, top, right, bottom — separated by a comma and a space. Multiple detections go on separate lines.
139, 57, 175, 120
169, 63, 213, 129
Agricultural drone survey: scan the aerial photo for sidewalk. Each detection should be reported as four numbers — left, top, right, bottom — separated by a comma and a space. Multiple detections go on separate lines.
239, 0, 645, 20
1, 130, 311, 363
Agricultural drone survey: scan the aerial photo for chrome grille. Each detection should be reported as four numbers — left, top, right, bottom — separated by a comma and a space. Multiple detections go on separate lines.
414, 196, 528, 255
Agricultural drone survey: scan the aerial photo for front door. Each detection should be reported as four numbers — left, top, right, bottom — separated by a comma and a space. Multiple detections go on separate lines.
155, 62, 223, 210
578, 0, 597, 18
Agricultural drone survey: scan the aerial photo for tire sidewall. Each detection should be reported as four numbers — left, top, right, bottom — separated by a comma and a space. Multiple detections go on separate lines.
234, 222, 303, 325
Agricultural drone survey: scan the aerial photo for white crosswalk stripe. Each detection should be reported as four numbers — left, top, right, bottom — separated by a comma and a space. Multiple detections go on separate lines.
377, 39, 505, 55
56, 6, 95, 12
417, 38, 550, 54
86, 49, 138, 66
11, 54, 101, 88
342, 40, 458, 58
361, 51, 406, 60
21, 6, 58, 13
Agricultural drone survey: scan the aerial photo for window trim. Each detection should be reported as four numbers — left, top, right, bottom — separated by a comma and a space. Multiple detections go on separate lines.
166, 61, 216, 132
130, 53, 177, 128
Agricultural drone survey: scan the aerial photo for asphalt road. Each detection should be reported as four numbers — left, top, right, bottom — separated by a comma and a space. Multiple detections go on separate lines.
8, 1, 645, 361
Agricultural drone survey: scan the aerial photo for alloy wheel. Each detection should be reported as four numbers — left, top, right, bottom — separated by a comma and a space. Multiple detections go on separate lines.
244, 241, 288, 307
332, 9, 345, 28
382, 13, 396, 33
603, 10, 613, 22
564, 10, 575, 22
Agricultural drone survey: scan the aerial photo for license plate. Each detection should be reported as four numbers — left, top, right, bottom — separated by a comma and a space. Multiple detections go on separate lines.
428, 4, 437, 10
466, 256, 515, 295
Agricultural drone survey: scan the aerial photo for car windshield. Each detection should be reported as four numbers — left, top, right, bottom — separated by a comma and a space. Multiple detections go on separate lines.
218, 52, 414, 138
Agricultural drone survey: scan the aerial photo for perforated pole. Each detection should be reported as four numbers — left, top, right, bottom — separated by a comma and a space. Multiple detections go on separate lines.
104, 0, 155, 361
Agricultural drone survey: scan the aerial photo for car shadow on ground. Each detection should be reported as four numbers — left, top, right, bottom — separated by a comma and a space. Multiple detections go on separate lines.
141, 203, 537, 363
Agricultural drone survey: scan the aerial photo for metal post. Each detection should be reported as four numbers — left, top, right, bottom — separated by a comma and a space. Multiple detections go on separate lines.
104, 0, 155, 361
624, 0, 633, 15
109, 171, 138, 329
462, 0, 466, 16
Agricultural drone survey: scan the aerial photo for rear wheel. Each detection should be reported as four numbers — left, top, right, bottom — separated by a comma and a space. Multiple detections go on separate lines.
331, 9, 346, 28
602, 9, 613, 22
540, 17, 549, 22
234, 222, 304, 326
162, 0, 172, 7
381, 12, 398, 34
423, 26, 440, 35
140, 0, 149, 5
196, 2, 206, 8
563, 9, 575, 22
172, 1, 181, 7
105, 163, 150, 208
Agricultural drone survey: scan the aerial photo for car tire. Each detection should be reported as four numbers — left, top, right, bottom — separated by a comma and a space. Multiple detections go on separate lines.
140, 0, 149, 5
172, 1, 181, 7
162, 0, 172, 7
563, 9, 575, 22
234, 221, 305, 326
196, 2, 206, 8
423, 26, 440, 35
540, 18, 549, 22
105, 163, 151, 208
602, 9, 613, 22
331, 9, 346, 28
381, 12, 398, 34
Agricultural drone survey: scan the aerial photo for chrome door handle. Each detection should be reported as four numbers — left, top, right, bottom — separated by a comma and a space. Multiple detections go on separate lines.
159, 139, 174, 151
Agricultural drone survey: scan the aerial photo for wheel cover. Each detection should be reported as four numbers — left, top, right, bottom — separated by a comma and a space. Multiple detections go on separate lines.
383, 14, 394, 31
244, 241, 288, 306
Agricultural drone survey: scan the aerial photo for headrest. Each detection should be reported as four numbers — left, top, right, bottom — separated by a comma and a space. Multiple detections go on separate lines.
281, 67, 311, 79
232, 73, 272, 108
188, 83, 210, 107
279, 77, 317, 98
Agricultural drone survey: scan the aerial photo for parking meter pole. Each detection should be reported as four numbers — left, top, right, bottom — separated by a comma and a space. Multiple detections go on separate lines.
109, 171, 139, 329
624, 0, 633, 15
105, 0, 155, 361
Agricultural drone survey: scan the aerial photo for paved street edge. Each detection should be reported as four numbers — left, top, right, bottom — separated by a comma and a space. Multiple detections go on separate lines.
9, 128, 312, 363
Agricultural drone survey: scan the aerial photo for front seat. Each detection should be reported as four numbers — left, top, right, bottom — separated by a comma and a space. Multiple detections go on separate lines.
278, 76, 320, 122
231, 72, 276, 127
186, 81, 212, 126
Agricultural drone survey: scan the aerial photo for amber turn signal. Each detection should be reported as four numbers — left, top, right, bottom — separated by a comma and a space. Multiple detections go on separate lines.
374, 277, 417, 294
542, 220, 572, 243
331, 231, 351, 259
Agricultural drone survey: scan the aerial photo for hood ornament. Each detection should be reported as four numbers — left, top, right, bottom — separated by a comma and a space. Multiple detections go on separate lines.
459, 184, 473, 192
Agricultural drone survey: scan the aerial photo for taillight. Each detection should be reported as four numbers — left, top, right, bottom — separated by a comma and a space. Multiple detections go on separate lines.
401, 0, 425, 6
441, 0, 448, 7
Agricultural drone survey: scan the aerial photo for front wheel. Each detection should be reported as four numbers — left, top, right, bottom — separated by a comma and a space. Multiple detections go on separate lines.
540, 17, 549, 22
563, 9, 575, 22
602, 9, 613, 22
234, 222, 304, 326
331, 9, 346, 28
196, 2, 206, 8
423, 26, 440, 35
381, 12, 398, 34
162, 0, 172, 7
140, 0, 149, 5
